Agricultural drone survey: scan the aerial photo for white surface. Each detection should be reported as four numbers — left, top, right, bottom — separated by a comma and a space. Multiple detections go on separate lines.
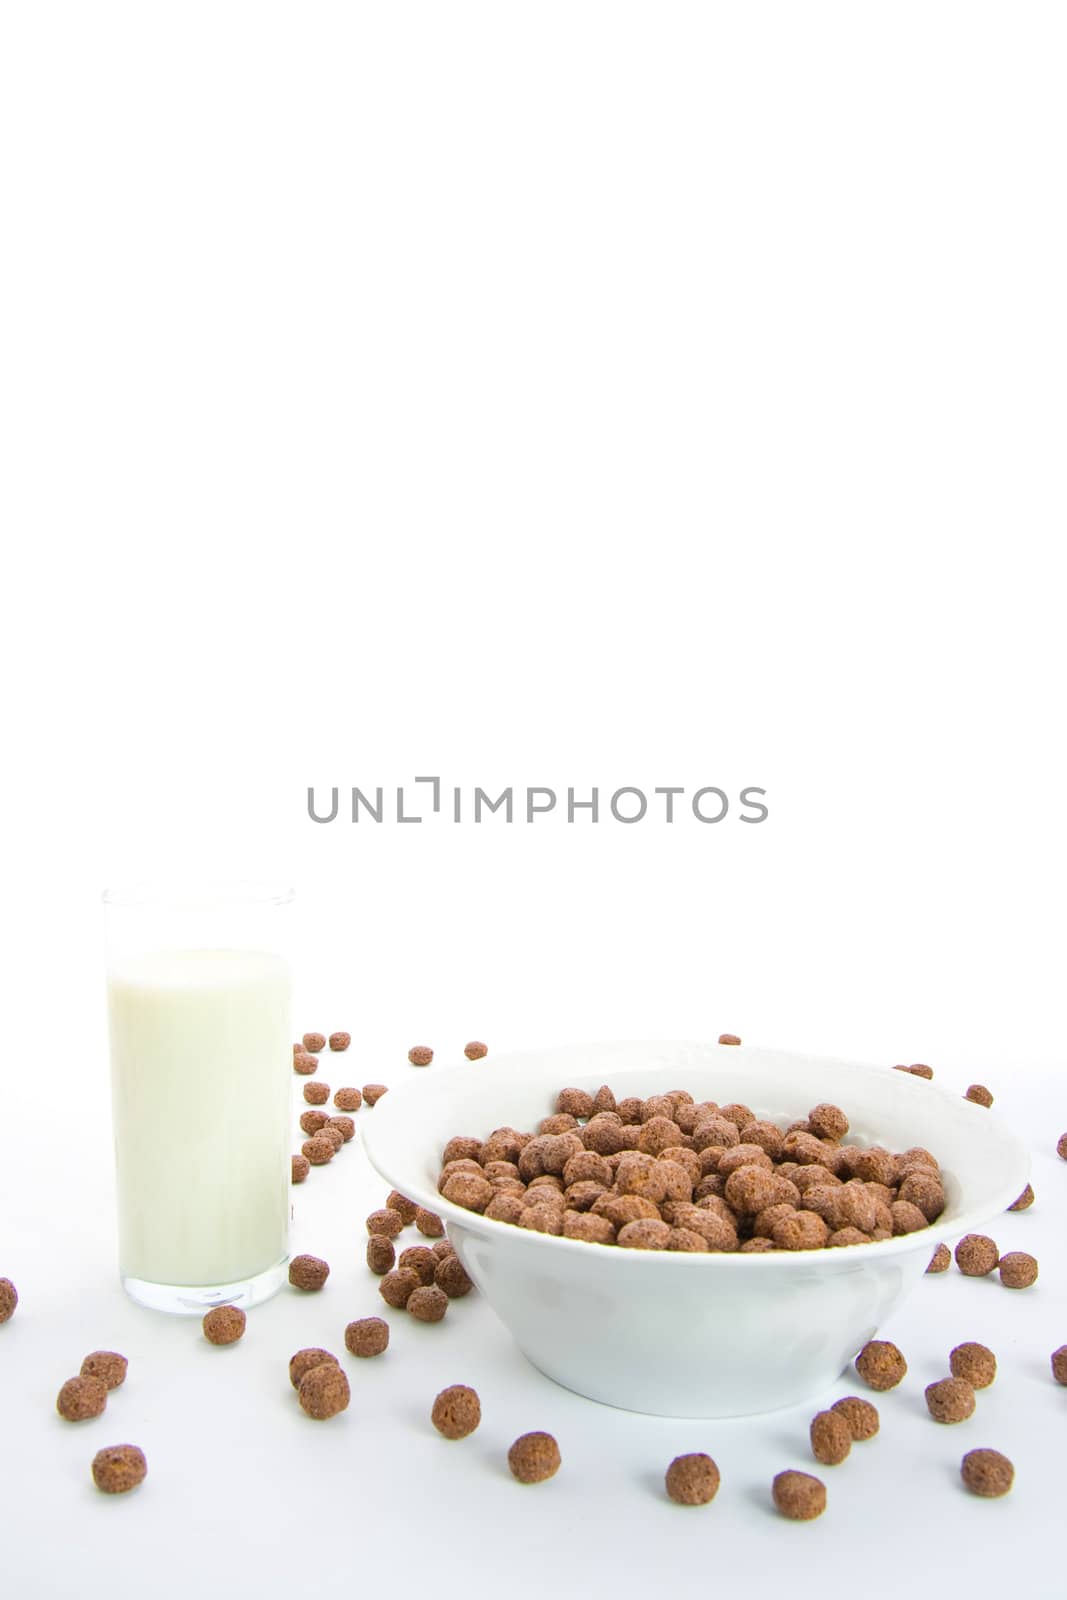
362, 1041, 1029, 1416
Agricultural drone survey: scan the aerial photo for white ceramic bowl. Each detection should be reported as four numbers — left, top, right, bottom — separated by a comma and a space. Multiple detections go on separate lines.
361, 1041, 1028, 1417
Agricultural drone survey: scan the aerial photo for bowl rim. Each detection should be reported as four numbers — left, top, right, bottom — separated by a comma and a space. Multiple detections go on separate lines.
360, 1039, 1031, 1271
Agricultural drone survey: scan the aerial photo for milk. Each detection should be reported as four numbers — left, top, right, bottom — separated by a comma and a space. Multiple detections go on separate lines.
107, 948, 291, 1288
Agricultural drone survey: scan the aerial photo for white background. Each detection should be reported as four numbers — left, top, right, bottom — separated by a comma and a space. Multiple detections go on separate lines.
1, 4, 1065, 1595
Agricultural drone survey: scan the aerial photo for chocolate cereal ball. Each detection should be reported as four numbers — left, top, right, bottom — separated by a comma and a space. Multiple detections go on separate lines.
0, 1278, 17, 1323
293, 1051, 318, 1075
366, 1234, 396, 1275
950, 1342, 996, 1389
398, 1245, 438, 1285
298, 1362, 350, 1420
202, 1306, 246, 1345
408, 1285, 449, 1323
300, 1110, 330, 1136
810, 1409, 852, 1465
80, 1352, 128, 1390
718, 1033, 741, 1046
303, 1032, 327, 1053
291, 1154, 310, 1184
386, 1191, 419, 1226
926, 1243, 951, 1273
334, 1087, 362, 1112
327, 1116, 355, 1143
955, 1234, 999, 1277
366, 1208, 404, 1239
363, 1084, 388, 1106
961, 1448, 1014, 1498
464, 1041, 489, 1060
328, 1031, 351, 1051
965, 1084, 993, 1107
57, 1375, 108, 1421
1051, 1346, 1067, 1385
289, 1348, 338, 1389
831, 1396, 879, 1441
435, 1254, 474, 1297
315, 1125, 345, 1153
1058, 1132, 1067, 1161
345, 1317, 389, 1358
772, 1469, 826, 1520
289, 1254, 330, 1291
415, 1208, 444, 1238
432, 1384, 482, 1439
508, 1432, 561, 1484
302, 1136, 335, 1166
999, 1251, 1038, 1289
379, 1268, 420, 1309
1007, 1184, 1034, 1211
665, 1453, 721, 1505
91, 1444, 147, 1495
855, 1340, 907, 1391
303, 1080, 330, 1105
925, 1376, 976, 1424
408, 1045, 434, 1067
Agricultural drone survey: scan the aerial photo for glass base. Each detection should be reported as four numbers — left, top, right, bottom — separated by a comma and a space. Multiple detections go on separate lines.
121, 1254, 289, 1315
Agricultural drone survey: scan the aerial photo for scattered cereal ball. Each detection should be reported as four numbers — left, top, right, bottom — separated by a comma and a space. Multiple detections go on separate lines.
925, 1376, 976, 1424
810, 1410, 852, 1465
345, 1317, 389, 1358
366, 1208, 404, 1239
303, 1081, 330, 1105
961, 1448, 1014, 1498
303, 1032, 327, 1053
950, 1343, 996, 1389
0, 1278, 17, 1323
409, 1285, 449, 1323
926, 1243, 951, 1273
557, 1087, 595, 1118
1007, 1184, 1034, 1212
315, 1125, 345, 1153
328, 1031, 351, 1051
415, 1208, 444, 1238
300, 1110, 330, 1136
1050, 1347, 1067, 1385
464, 1041, 488, 1060
435, 1254, 474, 1298
432, 1384, 481, 1439
298, 1362, 350, 1420
442, 1172, 494, 1212
289, 1348, 338, 1389
508, 1432, 561, 1483
363, 1084, 388, 1106
432, 1238, 455, 1260
1057, 1132, 1067, 1160
831, 1396, 879, 1441
289, 1254, 330, 1291
999, 1251, 1038, 1289
398, 1245, 438, 1285
203, 1306, 246, 1345
718, 1033, 741, 1046
57, 1375, 108, 1421
965, 1084, 993, 1107
907, 1062, 934, 1079
293, 1052, 318, 1075
302, 1136, 334, 1166
379, 1268, 420, 1309
366, 1235, 396, 1275
955, 1234, 999, 1277
855, 1340, 907, 1391
772, 1469, 826, 1520
334, 1087, 362, 1111
808, 1103, 849, 1141
386, 1191, 419, 1225
665, 1453, 720, 1505
291, 1154, 310, 1184
80, 1352, 127, 1390
328, 1115, 355, 1144
408, 1046, 434, 1067
91, 1444, 146, 1495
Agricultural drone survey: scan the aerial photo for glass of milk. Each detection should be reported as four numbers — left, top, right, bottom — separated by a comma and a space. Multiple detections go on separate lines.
103, 883, 294, 1314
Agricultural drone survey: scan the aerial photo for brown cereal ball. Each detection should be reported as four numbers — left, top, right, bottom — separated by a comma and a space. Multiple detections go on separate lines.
754, 1202, 801, 1239
950, 1343, 996, 1389
740, 1237, 777, 1253
303, 1080, 330, 1106
718, 1144, 774, 1178
508, 1432, 561, 1484
637, 1117, 685, 1157
439, 1158, 484, 1190
999, 1251, 1038, 1289
668, 1228, 710, 1252
485, 1161, 521, 1183
563, 1211, 617, 1245
955, 1234, 999, 1277
926, 1243, 951, 1273
677, 1208, 738, 1252
300, 1109, 330, 1136
665, 1453, 721, 1505
593, 1193, 660, 1228
202, 1307, 246, 1345
926, 1377, 975, 1424
408, 1285, 449, 1323
80, 1352, 128, 1390
1007, 1184, 1034, 1212
298, 1362, 350, 1420
808, 1103, 849, 1141
443, 1135, 484, 1165
961, 1448, 1014, 1498
810, 1410, 852, 1465
363, 1084, 388, 1106
435, 1254, 474, 1297
617, 1218, 672, 1250
828, 1228, 873, 1248
398, 1245, 438, 1285
660, 1146, 703, 1186
366, 1235, 396, 1275
328, 1031, 350, 1051
57, 1375, 108, 1421
902, 1062, 934, 1079
464, 1041, 488, 1060
442, 1172, 494, 1213
591, 1084, 616, 1114
855, 1340, 907, 1391
289, 1254, 330, 1291
563, 1151, 613, 1187
1050, 1347, 1067, 1385
293, 1051, 318, 1075
432, 1238, 455, 1259
829, 1183, 877, 1234
408, 1045, 434, 1067
693, 1115, 741, 1151
772, 1211, 829, 1252
485, 1193, 525, 1225
519, 1207, 563, 1235
315, 1125, 345, 1153
724, 1164, 782, 1217
557, 1087, 595, 1119
303, 1032, 327, 1053
718, 1033, 741, 1046
579, 1119, 624, 1158
894, 1171, 945, 1222
334, 1087, 362, 1112
302, 1136, 334, 1166
890, 1201, 930, 1236
831, 1396, 879, 1441
737, 1120, 784, 1160
853, 1147, 896, 1187
432, 1384, 481, 1439
346, 1317, 389, 1358
540, 1111, 580, 1135
965, 1084, 994, 1107
379, 1268, 420, 1309
289, 1348, 338, 1388
91, 1444, 147, 1495
327, 1115, 355, 1143
366, 1208, 404, 1239
1057, 1132, 1067, 1161
772, 1469, 826, 1520
0, 1278, 17, 1323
